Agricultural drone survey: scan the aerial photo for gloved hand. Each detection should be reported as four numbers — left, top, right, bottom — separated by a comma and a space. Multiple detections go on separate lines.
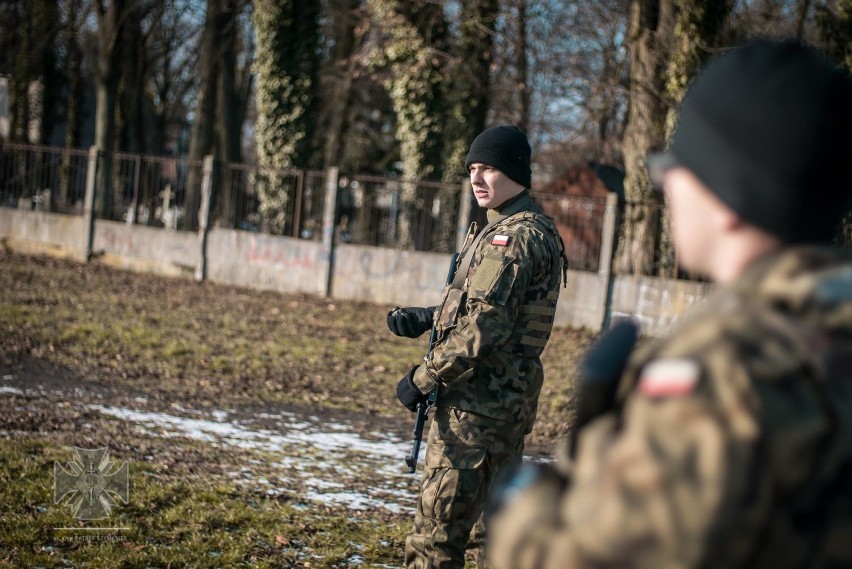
396, 366, 428, 412
387, 306, 435, 338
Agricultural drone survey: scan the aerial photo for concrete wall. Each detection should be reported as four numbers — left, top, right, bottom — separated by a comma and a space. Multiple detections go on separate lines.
206, 229, 327, 296
555, 270, 611, 331
611, 274, 712, 336
0, 207, 712, 334
0, 208, 88, 260
92, 220, 199, 278
332, 244, 451, 307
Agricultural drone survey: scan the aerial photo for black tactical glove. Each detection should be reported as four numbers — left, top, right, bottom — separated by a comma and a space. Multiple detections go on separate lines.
396, 366, 428, 412
386, 306, 435, 338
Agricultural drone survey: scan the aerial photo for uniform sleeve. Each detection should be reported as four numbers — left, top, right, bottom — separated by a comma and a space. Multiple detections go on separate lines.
412, 224, 548, 392
489, 369, 759, 569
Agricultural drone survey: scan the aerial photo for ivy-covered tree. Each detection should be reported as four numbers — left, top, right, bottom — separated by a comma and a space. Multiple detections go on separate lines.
367, 0, 449, 250
817, 0, 852, 72
252, 0, 320, 235
5, 0, 62, 145
438, 0, 499, 250
442, 0, 499, 181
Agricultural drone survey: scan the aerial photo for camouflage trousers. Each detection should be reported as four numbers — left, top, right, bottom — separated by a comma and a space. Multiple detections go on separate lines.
405, 406, 528, 569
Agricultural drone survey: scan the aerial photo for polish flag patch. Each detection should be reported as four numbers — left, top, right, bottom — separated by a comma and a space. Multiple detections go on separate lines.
491, 234, 511, 247
638, 359, 700, 397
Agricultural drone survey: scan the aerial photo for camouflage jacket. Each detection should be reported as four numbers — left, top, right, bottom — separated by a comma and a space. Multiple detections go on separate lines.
411, 191, 565, 427
489, 246, 852, 569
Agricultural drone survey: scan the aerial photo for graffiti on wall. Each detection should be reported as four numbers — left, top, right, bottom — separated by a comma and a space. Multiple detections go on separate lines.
245, 235, 318, 270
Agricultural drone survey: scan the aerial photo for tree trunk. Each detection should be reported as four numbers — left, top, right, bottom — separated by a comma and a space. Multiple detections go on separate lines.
322, 0, 361, 171
186, 0, 221, 230
437, 0, 499, 251
117, 6, 147, 155
10, 12, 31, 144
369, 0, 448, 250
94, 0, 126, 217
516, 0, 530, 133
656, 0, 733, 277
613, 0, 673, 276
214, 0, 242, 229
60, 0, 84, 209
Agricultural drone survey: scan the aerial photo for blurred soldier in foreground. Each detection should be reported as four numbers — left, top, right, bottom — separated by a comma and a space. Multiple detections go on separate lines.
388, 125, 567, 568
488, 40, 852, 569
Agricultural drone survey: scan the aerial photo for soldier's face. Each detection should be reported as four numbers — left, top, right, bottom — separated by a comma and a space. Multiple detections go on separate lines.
468, 163, 525, 209
662, 167, 722, 276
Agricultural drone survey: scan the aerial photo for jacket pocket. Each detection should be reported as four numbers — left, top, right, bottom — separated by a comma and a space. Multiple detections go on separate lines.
420, 441, 488, 522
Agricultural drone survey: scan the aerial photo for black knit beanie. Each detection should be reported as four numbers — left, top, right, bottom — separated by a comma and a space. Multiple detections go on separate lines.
653, 40, 852, 243
464, 125, 532, 188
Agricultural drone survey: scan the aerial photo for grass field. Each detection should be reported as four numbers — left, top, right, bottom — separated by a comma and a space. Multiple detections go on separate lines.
0, 250, 593, 567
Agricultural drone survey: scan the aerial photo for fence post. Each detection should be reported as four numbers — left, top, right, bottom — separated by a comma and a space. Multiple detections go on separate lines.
83, 146, 99, 261
455, 180, 472, 253
195, 155, 215, 282
598, 192, 619, 330
321, 166, 340, 297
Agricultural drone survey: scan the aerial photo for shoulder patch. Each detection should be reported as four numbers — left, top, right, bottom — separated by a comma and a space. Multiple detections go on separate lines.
491, 234, 511, 247
637, 359, 700, 397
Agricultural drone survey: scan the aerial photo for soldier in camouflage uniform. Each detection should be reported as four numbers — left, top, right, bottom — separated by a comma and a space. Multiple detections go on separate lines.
487, 40, 852, 569
388, 125, 567, 568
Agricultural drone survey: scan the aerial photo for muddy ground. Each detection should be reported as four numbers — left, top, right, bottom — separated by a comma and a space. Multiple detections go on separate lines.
0, 250, 594, 566
0, 250, 593, 451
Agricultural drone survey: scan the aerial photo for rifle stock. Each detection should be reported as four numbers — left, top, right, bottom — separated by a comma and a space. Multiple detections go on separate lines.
405, 253, 458, 473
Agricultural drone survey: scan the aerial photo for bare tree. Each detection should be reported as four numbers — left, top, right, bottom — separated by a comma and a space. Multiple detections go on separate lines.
437, 0, 499, 248
61, 0, 87, 150
145, 0, 202, 155
612, 0, 674, 275
614, 0, 735, 276
654, 0, 734, 277
318, 0, 363, 171
516, 0, 531, 132
92, 0, 127, 216
184, 0, 222, 229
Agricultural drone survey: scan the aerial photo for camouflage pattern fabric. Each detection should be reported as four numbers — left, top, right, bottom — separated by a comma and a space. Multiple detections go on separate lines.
405, 407, 528, 568
411, 191, 565, 428
406, 190, 566, 569
488, 246, 852, 569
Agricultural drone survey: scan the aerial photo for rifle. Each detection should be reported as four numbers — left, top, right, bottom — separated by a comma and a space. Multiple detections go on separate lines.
405, 252, 458, 473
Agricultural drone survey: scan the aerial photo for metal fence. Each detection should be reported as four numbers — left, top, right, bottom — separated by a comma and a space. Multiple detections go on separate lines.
535, 192, 609, 272
213, 162, 324, 238
334, 173, 462, 253
0, 142, 89, 215
105, 152, 204, 230
3, 142, 849, 274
